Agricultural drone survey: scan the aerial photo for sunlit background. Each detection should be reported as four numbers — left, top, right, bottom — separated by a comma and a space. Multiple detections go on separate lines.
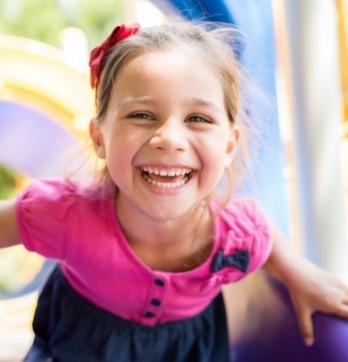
0, 0, 347, 361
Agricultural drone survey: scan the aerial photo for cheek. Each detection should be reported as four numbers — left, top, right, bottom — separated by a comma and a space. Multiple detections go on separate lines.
200, 139, 229, 181
104, 137, 128, 171
104, 131, 142, 180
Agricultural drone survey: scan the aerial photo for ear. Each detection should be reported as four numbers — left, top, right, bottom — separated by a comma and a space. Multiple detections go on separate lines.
89, 118, 106, 159
225, 126, 240, 166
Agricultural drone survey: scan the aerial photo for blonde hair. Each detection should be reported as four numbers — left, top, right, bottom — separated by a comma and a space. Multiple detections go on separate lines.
92, 20, 255, 203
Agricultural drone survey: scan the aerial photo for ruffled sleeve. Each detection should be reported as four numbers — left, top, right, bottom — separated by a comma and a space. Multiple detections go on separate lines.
15, 179, 77, 260
211, 199, 272, 281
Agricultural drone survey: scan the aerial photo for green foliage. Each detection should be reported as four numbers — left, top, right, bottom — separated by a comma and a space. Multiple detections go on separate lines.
0, 165, 17, 200
0, 0, 126, 49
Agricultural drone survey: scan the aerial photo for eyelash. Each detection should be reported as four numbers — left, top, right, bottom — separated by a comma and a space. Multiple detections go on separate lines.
187, 115, 212, 123
127, 113, 213, 124
128, 112, 154, 120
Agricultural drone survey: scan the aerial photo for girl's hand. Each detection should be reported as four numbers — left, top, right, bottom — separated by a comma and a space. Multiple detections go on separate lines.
264, 221, 348, 346
285, 258, 348, 346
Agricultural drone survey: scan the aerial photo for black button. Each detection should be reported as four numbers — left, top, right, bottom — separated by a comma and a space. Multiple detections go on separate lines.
154, 279, 165, 286
151, 298, 161, 306
144, 311, 155, 318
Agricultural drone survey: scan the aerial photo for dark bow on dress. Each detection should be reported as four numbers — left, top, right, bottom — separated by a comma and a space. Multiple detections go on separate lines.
211, 250, 250, 273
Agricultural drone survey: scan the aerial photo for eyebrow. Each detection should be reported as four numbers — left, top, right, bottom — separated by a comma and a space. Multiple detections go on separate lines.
115, 96, 153, 109
190, 97, 224, 113
115, 96, 224, 113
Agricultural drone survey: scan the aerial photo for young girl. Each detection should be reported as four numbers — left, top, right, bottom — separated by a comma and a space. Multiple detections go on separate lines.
1, 20, 348, 362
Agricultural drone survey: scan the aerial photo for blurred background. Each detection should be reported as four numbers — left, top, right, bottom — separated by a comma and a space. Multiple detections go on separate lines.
0, 0, 347, 361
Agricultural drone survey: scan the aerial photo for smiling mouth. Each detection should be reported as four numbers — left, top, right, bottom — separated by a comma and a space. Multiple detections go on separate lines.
140, 166, 193, 188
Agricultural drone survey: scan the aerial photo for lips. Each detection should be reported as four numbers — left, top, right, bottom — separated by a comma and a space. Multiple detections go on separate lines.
140, 166, 193, 188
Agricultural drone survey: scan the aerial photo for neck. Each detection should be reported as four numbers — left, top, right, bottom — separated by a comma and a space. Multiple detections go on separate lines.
116, 195, 214, 271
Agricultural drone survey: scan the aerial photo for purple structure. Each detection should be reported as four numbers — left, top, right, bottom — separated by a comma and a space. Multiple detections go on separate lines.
227, 273, 348, 361
0, 100, 78, 298
0, 100, 77, 178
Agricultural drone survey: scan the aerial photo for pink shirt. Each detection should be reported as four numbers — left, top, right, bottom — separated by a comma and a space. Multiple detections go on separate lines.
16, 179, 272, 326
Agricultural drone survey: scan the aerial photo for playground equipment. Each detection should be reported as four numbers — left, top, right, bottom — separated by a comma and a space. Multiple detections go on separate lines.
0, 33, 94, 361
0, 33, 94, 178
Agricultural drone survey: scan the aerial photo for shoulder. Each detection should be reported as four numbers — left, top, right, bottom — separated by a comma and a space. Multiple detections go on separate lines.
15, 178, 111, 258
15, 178, 103, 221
216, 198, 270, 238
17, 178, 100, 204
17, 179, 77, 210
19, 178, 78, 197
213, 198, 272, 273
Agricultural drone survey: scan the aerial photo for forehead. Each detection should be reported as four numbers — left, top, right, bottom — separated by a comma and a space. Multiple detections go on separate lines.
113, 49, 224, 99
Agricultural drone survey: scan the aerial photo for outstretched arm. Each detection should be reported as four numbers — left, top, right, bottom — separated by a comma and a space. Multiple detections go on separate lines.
0, 199, 20, 248
264, 222, 348, 347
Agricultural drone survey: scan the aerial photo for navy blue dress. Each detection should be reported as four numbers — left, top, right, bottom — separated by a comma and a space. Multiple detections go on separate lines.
23, 266, 232, 362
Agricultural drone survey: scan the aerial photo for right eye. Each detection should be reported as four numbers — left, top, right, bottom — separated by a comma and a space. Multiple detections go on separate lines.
127, 112, 154, 120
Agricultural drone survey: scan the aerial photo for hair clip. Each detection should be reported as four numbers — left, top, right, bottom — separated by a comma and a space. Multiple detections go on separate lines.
89, 23, 140, 89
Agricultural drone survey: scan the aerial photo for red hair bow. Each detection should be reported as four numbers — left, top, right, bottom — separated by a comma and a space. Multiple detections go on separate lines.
89, 23, 140, 89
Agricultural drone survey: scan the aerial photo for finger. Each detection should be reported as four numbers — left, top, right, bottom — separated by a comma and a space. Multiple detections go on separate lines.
334, 303, 348, 319
294, 307, 315, 347
342, 297, 348, 306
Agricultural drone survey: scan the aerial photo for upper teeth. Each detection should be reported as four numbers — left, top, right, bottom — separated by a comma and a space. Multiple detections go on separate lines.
142, 166, 191, 176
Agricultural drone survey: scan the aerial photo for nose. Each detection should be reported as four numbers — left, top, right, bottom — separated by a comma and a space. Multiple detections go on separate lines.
149, 120, 189, 152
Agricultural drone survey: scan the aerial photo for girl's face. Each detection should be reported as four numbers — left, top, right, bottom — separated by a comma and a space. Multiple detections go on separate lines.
91, 50, 239, 222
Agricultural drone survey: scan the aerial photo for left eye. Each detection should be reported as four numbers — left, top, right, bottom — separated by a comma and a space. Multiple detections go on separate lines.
187, 115, 211, 123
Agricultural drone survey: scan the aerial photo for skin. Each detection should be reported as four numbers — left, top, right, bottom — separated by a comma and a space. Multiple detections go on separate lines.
0, 199, 18, 247
1, 48, 348, 347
